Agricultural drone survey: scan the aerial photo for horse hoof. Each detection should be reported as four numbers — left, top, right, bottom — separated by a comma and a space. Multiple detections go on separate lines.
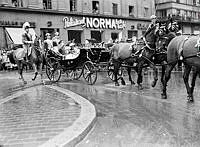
151, 80, 158, 87
161, 93, 167, 99
115, 82, 120, 86
121, 81, 126, 85
187, 96, 194, 103
131, 81, 135, 85
138, 84, 143, 90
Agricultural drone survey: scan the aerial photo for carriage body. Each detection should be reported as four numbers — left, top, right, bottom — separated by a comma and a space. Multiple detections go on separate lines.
45, 45, 111, 84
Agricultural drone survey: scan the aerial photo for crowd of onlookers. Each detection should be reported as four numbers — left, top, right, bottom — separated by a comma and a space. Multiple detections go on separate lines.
0, 49, 17, 71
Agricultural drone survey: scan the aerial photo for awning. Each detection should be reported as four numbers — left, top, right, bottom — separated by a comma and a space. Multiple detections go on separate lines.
5, 28, 36, 45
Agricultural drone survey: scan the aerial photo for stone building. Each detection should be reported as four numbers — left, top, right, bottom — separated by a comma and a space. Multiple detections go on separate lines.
0, 0, 155, 49
155, 0, 200, 34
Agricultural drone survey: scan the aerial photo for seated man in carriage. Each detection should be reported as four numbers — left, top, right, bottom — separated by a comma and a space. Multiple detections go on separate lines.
43, 33, 53, 51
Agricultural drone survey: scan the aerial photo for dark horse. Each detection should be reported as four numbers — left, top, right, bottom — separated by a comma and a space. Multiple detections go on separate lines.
161, 34, 200, 102
8, 35, 44, 84
111, 23, 172, 88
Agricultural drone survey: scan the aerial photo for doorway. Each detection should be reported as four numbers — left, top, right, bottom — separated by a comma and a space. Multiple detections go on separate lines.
68, 30, 82, 43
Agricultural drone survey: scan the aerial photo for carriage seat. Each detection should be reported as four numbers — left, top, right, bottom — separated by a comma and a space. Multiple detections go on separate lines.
59, 46, 80, 60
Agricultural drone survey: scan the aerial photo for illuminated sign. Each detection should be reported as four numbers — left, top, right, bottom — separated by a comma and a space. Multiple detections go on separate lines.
63, 17, 126, 30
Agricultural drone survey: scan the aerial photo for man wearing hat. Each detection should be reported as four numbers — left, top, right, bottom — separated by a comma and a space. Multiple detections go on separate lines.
22, 22, 33, 62
143, 15, 158, 49
52, 32, 60, 47
43, 33, 53, 51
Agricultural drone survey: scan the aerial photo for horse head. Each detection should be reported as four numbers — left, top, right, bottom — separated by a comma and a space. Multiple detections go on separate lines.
33, 35, 42, 49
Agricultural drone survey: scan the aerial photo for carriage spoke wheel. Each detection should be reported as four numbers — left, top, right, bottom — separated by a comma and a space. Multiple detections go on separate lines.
83, 61, 97, 85
107, 62, 123, 81
46, 57, 61, 82
65, 68, 82, 80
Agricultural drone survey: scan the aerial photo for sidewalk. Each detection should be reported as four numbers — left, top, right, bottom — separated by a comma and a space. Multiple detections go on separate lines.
0, 71, 96, 147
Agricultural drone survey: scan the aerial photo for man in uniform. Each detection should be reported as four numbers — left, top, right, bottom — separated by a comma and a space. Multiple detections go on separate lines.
143, 15, 158, 49
22, 22, 33, 62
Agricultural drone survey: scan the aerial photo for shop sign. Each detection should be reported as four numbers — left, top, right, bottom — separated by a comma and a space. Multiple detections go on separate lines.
0, 20, 36, 27
137, 23, 148, 30
63, 17, 126, 30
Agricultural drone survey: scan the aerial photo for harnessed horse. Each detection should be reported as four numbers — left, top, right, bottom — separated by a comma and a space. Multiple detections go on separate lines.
110, 23, 164, 88
161, 34, 200, 102
8, 35, 44, 84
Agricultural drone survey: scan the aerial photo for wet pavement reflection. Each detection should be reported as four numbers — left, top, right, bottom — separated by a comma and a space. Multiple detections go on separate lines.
58, 70, 200, 147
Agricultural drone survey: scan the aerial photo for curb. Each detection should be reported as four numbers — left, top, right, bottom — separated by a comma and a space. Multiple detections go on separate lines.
39, 85, 96, 147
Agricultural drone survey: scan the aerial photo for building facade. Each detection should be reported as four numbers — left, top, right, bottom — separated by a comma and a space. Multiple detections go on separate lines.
155, 0, 200, 34
0, 0, 155, 49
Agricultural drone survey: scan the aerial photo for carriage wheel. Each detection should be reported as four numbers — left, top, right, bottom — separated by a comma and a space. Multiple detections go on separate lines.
83, 61, 97, 85
107, 62, 123, 81
46, 57, 61, 82
65, 68, 82, 80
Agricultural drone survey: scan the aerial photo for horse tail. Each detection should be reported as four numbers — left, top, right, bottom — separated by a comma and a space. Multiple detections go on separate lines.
8, 51, 16, 64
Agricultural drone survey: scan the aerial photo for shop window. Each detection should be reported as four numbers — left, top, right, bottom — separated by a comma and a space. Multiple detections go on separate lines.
128, 31, 138, 39
68, 30, 82, 44
70, 0, 77, 11
144, 7, 148, 17
43, 0, 52, 9
92, 1, 99, 14
12, 0, 23, 7
112, 3, 118, 15
129, 6, 134, 16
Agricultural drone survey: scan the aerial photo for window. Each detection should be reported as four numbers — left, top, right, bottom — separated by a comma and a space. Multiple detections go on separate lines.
144, 7, 148, 17
111, 32, 118, 42
129, 6, 134, 16
112, 3, 118, 15
43, 0, 52, 9
176, 0, 180, 3
91, 31, 101, 42
12, 0, 23, 7
92, 1, 99, 14
70, 0, 77, 11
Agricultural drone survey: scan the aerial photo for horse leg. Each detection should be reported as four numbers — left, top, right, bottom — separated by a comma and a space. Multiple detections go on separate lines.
183, 64, 193, 102
191, 68, 198, 96
39, 63, 44, 84
161, 62, 177, 99
127, 66, 135, 85
161, 65, 166, 84
113, 59, 120, 86
32, 63, 38, 81
18, 62, 27, 84
149, 63, 158, 87
137, 61, 144, 90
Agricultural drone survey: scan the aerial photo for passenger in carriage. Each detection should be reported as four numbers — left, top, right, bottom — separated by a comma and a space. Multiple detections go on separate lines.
43, 33, 53, 51
52, 32, 60, 47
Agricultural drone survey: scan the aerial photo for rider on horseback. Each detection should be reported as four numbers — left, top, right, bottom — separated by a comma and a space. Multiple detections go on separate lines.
143, 15, 158, 50
22, 22, 33, 62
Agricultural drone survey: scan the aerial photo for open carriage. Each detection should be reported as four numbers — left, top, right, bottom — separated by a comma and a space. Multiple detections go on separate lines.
45, 43, 116, 84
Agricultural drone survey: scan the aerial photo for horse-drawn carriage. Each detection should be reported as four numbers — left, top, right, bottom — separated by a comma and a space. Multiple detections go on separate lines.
45, 42, 117, 85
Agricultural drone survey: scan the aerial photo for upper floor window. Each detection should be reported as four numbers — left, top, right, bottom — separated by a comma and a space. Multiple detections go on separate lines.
144, 7, 148, 17
129, 5, 134, 16
112, 3, 118, 15
176, 0, 180, 3
92, 1, 99, 14
70, 0, 77, 11
12, 0, 23, 7
43, 0, 52, 9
